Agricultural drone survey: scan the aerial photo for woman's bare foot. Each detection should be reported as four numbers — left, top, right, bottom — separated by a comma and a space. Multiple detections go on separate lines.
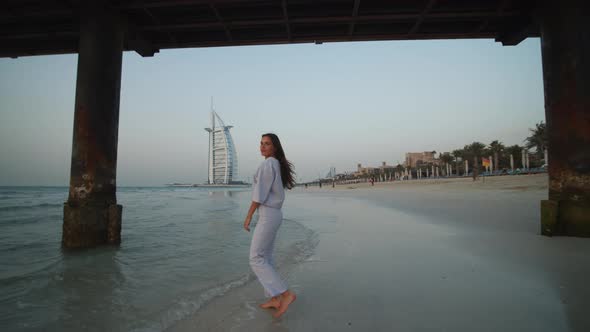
273, 290, 296, 318
259, 296, 280, 309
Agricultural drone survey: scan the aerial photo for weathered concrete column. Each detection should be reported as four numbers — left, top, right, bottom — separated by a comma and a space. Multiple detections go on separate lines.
63, 1, 124, 248
538, 0, 590, 237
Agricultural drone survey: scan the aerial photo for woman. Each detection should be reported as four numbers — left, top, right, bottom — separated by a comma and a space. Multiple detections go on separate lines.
243, 133, 296, 318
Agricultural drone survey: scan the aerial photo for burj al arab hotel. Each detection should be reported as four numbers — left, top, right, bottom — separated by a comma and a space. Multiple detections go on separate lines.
204, 109, 238, 185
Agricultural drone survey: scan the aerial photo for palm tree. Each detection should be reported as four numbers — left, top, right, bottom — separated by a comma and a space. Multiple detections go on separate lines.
396, 164, 404, 179
464, 142, 486, 180
489, 140, 505, 171
452, 148, 465, 174
505, 144, 523, 170
525, 122, 548, 160
439, 152, 454, 176
384, 167, 392, 181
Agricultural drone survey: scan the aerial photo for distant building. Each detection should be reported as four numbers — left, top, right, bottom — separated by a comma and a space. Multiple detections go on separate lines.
204, 110, 238, 184
325, 167, 337, 178
379, 161, 396, 172
354, 162, 395, 176
355, 163, 375, 176
404, 151, 438, 168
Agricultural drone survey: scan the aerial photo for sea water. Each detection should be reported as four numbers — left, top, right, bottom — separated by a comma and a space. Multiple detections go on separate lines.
0, 186, 317, 331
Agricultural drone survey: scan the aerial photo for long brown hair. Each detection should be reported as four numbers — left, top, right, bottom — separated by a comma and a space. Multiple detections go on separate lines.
263, 133, 296, 189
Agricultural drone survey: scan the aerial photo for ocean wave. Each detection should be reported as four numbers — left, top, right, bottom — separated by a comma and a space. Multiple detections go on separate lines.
0, 238, 57, 253
177, 196, 198, 200
135, 273, 256, 332
1, 255, 62, 284
0, 203, 63, 212
139, 219, 319, 332
281, 218, 320, 270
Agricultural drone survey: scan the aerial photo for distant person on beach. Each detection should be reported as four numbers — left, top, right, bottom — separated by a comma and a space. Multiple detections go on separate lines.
243, 133, 297, 318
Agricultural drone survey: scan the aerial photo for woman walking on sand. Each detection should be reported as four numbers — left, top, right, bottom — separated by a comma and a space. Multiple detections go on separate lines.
243, 133, 297, 318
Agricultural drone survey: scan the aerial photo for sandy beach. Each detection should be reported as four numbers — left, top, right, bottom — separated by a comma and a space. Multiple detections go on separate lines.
168, 174, 590, 332
331, 173, 549, 192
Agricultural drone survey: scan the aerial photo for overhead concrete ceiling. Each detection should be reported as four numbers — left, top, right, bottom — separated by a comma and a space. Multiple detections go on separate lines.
0, 0, 539, 58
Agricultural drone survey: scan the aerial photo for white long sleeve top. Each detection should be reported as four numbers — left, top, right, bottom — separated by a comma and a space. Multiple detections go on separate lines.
252, 157, 285, 209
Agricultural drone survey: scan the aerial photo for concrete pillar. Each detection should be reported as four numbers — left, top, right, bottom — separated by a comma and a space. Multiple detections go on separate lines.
489, 155, 493, 173
539, 0, 590, 237
465, 160, 469, 176
63, 1, 124, 248
510, 154, 514, 171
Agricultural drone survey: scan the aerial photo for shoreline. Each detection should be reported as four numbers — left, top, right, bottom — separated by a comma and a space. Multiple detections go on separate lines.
168, 173, 590, 332
312, 173, 548, 191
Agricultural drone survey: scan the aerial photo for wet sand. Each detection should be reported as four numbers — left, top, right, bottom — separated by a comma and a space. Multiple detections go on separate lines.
168, 174, 590, 332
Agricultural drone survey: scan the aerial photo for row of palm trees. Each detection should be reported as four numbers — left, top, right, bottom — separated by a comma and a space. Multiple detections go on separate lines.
453, 122, 545, 172
331, 122, 548, 183
363, 122, 546, 180
433, 122, 548, 176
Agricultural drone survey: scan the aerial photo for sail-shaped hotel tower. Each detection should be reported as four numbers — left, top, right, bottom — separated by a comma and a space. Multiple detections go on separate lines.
204, 110, 238, 184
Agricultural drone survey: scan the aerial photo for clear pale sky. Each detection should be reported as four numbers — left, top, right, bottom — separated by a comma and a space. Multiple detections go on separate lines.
0, 38, 544, 186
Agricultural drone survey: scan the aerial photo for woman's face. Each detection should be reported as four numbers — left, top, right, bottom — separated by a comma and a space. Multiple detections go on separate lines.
260, 136, 275, 158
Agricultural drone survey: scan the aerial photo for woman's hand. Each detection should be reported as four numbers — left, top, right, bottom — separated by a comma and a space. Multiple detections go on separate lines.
243, 215, 252, 232
244, 201, 260, 233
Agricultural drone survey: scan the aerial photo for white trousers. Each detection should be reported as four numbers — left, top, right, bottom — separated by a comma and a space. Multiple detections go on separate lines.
249, 205, 288, 298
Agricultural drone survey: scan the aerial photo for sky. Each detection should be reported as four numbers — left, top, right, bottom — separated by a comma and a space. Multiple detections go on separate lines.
0, 38, 544, 186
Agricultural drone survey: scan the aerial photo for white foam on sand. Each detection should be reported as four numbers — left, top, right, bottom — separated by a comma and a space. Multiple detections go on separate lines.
129, 274, 253, 332
143, 218, 318, 332
167, 175, 590, 332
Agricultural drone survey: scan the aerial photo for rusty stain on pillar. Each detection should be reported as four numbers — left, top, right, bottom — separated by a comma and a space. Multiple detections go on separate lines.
538, 0, 590, 237
63, 0, 124, 248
